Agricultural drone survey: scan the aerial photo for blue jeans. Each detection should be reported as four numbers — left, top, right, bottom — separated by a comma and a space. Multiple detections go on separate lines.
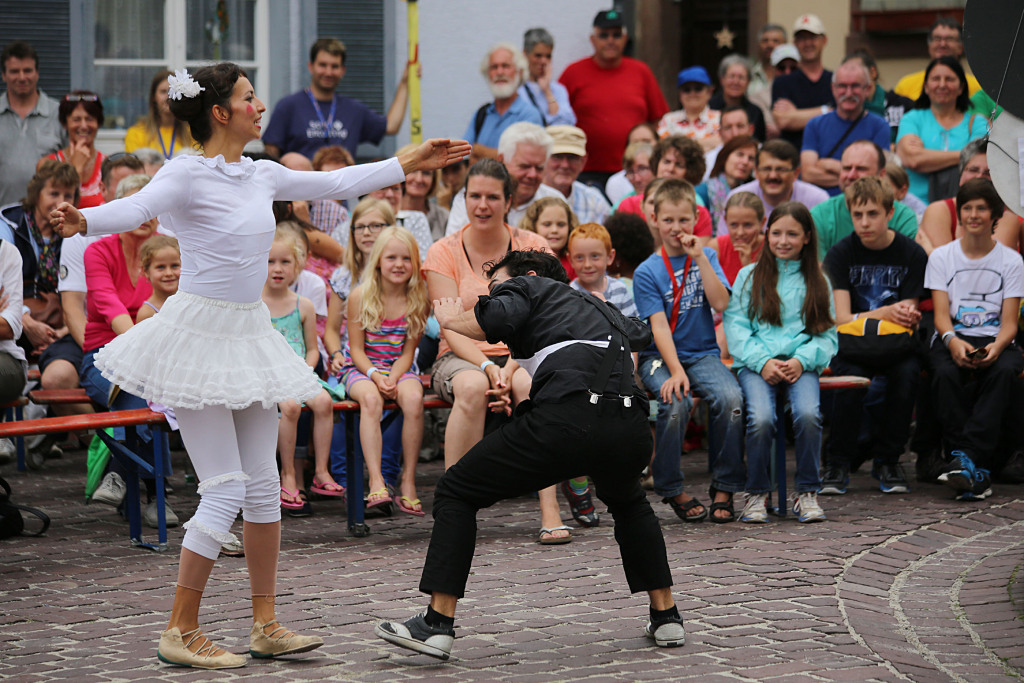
737, 368, 822, 494
80, 347, 157, 484
640, 353, 745, 497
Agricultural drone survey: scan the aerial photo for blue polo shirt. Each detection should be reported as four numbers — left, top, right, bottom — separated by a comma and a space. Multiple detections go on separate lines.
463, 95, 545, 148
802, 111, 892, 196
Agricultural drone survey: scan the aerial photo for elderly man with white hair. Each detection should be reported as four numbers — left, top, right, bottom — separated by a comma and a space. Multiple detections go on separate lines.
465, 42, 545, 162
446, 122, 563, 235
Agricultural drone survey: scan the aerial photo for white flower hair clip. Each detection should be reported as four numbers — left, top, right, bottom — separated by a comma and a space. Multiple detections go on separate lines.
167, 69, 205, 100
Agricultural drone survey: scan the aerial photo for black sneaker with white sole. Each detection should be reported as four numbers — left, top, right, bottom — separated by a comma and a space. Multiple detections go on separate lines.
644, 617, 685, 647
375, 612, 455, 660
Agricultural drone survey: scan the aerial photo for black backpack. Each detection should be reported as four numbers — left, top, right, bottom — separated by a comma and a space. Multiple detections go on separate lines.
0, 476, 49, 539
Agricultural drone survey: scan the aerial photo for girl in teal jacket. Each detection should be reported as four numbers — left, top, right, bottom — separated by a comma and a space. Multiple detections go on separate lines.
724, 202, 837, 524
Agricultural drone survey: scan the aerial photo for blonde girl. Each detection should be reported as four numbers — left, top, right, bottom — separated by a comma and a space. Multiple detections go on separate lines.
519, 196, 578, 279
324, 198, 396, 363
262, 227, 343, 508
337, 226, 429, 514
136, 235, 181, 323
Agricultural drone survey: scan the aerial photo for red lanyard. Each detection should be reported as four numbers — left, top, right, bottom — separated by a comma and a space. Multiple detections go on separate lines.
661, 247, 691, 332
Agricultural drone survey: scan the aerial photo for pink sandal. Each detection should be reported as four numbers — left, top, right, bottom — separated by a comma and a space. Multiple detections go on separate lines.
280, 487, 305, 510
310, 479, 346, 498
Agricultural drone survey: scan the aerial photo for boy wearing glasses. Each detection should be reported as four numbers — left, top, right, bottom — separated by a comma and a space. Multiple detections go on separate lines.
559, 10, 668, 187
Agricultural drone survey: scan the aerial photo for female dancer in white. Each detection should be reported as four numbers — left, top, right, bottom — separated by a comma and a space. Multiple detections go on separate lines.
50, 63, 469, 670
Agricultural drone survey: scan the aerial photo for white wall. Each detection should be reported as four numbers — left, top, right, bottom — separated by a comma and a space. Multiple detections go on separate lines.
390, 0, 608, 144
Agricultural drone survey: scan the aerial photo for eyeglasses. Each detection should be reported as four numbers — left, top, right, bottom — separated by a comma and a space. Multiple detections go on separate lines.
597, 29, 624, 40
63, 93, 99, 102
929, 35, 961, 44
833, 82, 865, 92
757, 165, 795, 176
963, 165, 992, 178
626, 165, 651, 177
354, 222, 388, 233
776, 63, 797, 74
680, 84, 707, 94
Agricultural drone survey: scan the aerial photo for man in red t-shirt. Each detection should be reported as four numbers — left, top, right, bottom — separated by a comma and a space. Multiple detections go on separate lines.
559, 10, 668, 189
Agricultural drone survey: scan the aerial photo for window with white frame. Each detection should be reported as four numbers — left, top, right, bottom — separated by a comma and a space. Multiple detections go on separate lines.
93, 0, 267, 131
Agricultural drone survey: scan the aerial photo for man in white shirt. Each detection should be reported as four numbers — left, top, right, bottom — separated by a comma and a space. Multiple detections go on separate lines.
445, 122, 562, 234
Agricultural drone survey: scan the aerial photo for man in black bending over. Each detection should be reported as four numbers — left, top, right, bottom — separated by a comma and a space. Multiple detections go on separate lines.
375, 250, 685, 659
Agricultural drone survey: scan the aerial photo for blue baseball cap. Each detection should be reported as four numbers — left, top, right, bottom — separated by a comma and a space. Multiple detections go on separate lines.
676, 66, 711, 88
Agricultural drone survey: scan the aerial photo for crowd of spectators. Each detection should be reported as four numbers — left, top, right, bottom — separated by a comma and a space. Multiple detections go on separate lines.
1, 8, 1022, 536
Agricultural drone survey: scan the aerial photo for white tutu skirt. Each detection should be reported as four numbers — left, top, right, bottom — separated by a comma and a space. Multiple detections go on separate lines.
94, 291, 322, 410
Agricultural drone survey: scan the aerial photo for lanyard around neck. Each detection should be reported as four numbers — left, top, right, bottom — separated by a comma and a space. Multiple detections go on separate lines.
306, 89, 337, 139
661, 247, 691, 333
159, 127, 176, 159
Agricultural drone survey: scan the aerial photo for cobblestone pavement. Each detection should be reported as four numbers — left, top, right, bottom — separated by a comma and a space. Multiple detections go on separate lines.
2, 444, 1023, 682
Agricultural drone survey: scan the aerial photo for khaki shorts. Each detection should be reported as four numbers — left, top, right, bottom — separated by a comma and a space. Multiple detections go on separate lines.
431, 352, 508, 404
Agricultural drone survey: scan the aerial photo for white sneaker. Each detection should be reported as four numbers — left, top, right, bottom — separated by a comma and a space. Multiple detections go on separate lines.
143, 500, 179, 528
91, 472, 127, 506
794, 492, 826, 523
740, 493, 769, 524
0, 437, 13, 464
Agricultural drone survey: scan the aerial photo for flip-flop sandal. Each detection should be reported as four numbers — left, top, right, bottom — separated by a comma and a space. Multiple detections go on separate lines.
366, 487, 393, 509
310, 479, 346, 497
538, 525, 573, 545
280, 487, 305, 510
663, 496, 707, 522
396, 496, 426, 517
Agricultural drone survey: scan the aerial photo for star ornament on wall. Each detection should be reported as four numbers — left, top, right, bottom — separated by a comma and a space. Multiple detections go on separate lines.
715, 24, 735, 50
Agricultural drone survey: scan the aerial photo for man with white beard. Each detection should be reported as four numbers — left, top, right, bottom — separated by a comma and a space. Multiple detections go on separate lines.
464, 43, 545, 163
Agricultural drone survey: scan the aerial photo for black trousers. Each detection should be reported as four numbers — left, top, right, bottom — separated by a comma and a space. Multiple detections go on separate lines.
418, 391, 673, 598
929, 335, 1024, 469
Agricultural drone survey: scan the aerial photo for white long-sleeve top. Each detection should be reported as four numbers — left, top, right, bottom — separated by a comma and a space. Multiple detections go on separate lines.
0, 240, 25, 363
80, 154, 405, 304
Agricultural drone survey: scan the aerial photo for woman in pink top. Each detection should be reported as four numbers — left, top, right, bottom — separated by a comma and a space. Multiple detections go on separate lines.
78, 174, 176, 524
423, 160, 575, 543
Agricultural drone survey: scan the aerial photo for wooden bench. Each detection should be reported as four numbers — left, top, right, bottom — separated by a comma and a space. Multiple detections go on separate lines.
16, 384, 453, 538
0, 408, 173, 550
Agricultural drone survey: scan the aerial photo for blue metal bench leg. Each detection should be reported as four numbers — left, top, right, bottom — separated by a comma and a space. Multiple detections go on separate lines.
774, 391, 788, 517
96, 427, 169, 552
345, 412, 369, 537
8, 405, 26, 472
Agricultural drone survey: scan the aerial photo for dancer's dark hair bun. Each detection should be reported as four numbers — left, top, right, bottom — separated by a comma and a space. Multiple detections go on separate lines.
168, 62, 247, 145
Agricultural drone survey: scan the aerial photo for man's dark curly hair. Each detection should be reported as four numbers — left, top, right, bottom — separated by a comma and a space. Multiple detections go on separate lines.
484, 250, 568, 284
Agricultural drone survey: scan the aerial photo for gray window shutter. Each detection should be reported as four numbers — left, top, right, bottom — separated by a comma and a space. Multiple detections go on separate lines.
0, 1, 72, 96
315, 1, 385, 113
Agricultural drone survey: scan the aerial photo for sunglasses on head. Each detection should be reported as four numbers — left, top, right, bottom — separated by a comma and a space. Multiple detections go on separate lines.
64, 93, 99, 102
106, 152, 140, 163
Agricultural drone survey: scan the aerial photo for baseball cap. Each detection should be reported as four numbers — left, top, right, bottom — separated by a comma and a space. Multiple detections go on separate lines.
771, 44, 800, 67
793, 14, 826, 36
547, 125, 588, 157
593, 9, 625, 29
676, 66, 712, 88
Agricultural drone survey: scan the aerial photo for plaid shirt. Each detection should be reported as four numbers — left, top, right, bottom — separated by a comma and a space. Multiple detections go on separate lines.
565, 181, 611, 225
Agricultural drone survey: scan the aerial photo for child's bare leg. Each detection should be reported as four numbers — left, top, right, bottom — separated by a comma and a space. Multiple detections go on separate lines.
396, 378, 424, 510
348, 381, 388, 501
277, 400, 301, 500
308, 390, 339, 487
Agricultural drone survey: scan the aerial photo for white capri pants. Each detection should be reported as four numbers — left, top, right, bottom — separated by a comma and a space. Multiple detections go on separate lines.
175, 403, 281, 560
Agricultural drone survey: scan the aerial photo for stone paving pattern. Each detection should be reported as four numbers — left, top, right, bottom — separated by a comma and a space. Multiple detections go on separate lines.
2, 445, 1023, 682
